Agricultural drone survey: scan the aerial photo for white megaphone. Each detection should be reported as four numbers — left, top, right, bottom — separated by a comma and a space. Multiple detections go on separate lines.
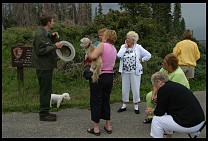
56, 41, 75, 62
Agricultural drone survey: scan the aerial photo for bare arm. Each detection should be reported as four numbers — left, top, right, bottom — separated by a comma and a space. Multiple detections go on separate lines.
89, 42, 103, 60
151, 85, 158, 103
145, 107, 155, 116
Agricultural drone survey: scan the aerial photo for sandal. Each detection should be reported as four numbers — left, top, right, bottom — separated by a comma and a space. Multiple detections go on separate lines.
87, 128, 101, 136
143, 118, 152, 124
104, 126, 112, 134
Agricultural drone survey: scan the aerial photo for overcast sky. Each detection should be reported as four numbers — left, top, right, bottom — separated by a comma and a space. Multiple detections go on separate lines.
92, 3, 206, 40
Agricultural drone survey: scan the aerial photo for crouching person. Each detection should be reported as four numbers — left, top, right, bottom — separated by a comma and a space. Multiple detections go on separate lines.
145, 72, 205, 138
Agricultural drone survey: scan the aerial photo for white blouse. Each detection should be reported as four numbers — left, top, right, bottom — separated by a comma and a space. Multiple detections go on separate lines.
123, 48, 136, 73
117, 44, 151, 75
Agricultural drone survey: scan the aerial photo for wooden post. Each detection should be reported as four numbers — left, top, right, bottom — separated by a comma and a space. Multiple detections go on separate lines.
11, 45, 33, 89
11, 45, 57, 90
17, 67, 24, 88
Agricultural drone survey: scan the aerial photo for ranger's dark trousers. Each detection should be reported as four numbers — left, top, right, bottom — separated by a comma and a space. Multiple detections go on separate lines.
36, 69, 53, 116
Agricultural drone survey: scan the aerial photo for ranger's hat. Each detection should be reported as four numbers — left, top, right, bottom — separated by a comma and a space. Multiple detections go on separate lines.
56, 41, 75, 62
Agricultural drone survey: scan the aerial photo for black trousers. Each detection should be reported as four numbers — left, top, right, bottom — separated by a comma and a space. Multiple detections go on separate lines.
36, 69, 53, 116
89, 73, 114, 123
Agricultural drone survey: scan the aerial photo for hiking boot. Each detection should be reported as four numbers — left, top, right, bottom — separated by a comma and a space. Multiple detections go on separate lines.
40, 114, 56, 122
49, 113, 56, 117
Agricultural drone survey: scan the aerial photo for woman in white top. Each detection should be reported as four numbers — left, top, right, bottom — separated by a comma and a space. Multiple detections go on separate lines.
117, 31, 151, 114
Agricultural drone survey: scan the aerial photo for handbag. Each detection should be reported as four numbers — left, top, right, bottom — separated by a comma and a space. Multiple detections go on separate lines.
83, 68, 93, 80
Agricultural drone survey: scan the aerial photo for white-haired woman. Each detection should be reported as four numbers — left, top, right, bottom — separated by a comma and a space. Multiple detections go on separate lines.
146, 72, 205, 138
117, 31, 151, 114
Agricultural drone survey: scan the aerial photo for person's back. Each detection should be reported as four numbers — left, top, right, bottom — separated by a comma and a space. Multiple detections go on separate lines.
87, 30, 117, 136
101, 42, 117, 73
156, 81, 204, 127
149, 72, 205, 138
173, 39, 200, 66
173, 29, 200, 80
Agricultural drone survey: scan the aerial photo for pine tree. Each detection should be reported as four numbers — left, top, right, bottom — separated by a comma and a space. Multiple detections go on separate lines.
180, 17, 186, 33
150, 3, 172, 33
2, 22, 5, 32
98, 3, 103, 15
118, 3, 152, 18
77, 3, 91, 26
72, 3, 77, 24
87, 3, 92, 21
95, 7, 98, 17
173, 3, 182, 38
164, 3, 172, 33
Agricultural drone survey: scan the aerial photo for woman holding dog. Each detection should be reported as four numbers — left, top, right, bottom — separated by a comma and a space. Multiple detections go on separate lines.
117, 31, 151, 114
86, 30, 117, 136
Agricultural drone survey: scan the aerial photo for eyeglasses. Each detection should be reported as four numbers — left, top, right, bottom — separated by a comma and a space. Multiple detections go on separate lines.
162, 60, 167, 65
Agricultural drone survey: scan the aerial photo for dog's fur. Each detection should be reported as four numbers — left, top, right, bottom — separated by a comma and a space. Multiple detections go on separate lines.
80, 37, 102, 83
50, 93, 70, 108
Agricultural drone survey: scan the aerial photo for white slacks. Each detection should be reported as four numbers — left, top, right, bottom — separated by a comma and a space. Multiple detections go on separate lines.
121, 73, 141, 103
150, 115, 205, 138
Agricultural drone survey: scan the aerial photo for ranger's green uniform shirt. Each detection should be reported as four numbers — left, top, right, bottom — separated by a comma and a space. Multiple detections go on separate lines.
31, 27, 57, 70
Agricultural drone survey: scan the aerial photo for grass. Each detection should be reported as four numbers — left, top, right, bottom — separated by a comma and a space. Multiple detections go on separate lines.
2, 26, 206, 114
2, 65, 206, 114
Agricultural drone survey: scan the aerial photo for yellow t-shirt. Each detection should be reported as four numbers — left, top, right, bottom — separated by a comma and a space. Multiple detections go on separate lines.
173, 39, 200, 66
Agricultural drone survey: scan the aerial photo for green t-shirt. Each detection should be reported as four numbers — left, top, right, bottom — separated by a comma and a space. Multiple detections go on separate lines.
93, 41, 99, 47
159, 67, 190, 89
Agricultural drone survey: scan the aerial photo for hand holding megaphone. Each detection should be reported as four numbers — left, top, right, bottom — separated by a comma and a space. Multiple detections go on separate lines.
52, 32, 59, 39
55, 42, 63, 49
56, 41, 76, 62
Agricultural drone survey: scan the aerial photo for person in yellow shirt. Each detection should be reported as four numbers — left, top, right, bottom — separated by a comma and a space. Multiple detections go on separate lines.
173, 29, 200, 80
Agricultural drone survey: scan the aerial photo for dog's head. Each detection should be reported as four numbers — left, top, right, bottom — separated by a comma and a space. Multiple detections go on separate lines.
62, 93, 71, 100
80, 37, 92, 50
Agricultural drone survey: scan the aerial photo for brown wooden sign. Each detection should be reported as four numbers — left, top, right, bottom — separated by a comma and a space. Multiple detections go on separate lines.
11, 45, 33, 67
11, 45, 58, 88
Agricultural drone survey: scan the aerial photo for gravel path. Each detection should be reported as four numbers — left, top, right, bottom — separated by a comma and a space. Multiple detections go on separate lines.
2, 91, 206, 138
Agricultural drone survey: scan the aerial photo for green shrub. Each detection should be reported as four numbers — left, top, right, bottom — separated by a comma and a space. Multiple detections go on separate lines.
2, 14, 206, 113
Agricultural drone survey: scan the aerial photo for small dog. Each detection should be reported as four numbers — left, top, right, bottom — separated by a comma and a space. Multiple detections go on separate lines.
50, 93, 71, 108
80, 37, 102, 83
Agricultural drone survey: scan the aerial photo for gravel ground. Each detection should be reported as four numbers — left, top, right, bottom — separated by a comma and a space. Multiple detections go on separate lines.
2, 91, 206, 138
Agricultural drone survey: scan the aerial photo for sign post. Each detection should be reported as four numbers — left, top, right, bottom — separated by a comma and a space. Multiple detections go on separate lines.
17, 67, 24, 87
11, 45, 57, 89
11, 45, 33, 88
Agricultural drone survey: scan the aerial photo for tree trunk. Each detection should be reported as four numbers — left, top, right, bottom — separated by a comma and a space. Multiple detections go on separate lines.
2, 23, 5, 32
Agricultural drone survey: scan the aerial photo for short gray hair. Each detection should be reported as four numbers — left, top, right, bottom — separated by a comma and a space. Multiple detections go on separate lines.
151, 72, 169, 85
126, 31, 139, 44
